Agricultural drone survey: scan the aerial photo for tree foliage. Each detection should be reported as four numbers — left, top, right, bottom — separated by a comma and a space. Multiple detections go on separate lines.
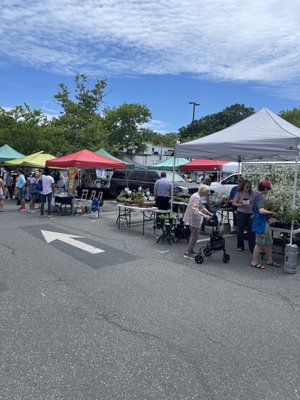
51, 74, 108, 153
141, 128, 178, 147
178, 103, 255, 143
1, 76, 299, 159
102, 103, 151, 155
0, 104, 55, 154
279, 107, 300, 128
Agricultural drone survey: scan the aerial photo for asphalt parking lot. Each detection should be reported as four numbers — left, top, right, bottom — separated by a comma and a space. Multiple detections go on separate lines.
1, 198, 299, 400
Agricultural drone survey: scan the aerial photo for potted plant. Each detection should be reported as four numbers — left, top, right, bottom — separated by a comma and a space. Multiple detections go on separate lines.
275, 206, 299, 229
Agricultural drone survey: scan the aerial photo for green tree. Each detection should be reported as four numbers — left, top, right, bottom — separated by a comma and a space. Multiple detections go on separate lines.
279, 107, 300, 128
178, 103, 255, 142
141, 128, 178, 147
102, 103, 151, 155
0, 104, 52, 154
52, 74, 107, 153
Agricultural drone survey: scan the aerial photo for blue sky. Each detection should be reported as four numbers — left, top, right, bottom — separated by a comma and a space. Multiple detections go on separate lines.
1, 0, 300, 133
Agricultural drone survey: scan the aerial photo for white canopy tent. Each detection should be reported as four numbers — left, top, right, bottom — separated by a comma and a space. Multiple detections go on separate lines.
175, 108, 300, 245
175, 108, 300, 162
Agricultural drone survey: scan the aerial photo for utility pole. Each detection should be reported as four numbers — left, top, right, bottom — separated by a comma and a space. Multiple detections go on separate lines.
189, 101, 200, 136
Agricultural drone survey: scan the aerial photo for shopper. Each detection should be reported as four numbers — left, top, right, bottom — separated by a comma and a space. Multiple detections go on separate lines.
154, 171, 172, 210
251, 180, 280, 269
200, 177, 212, 235
223, 177, 245, 233
232, 180, 255, 252
40, 167, 55, 218
29, 170, 40, 212
183, 185, 213, 259
15, 169, 26, 211
0, 175, 5, 212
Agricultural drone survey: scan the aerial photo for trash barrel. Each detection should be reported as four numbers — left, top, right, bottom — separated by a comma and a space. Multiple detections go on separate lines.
284, 244, 298, 274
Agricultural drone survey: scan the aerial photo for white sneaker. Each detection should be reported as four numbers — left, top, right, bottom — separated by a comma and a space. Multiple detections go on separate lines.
184, 252, 195, 260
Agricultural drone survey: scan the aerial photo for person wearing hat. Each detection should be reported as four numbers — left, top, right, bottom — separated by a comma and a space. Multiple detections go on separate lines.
251, 180, 280, 269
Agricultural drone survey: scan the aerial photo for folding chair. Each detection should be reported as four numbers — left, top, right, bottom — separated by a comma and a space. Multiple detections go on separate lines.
90, 190, 97, 200
85, 190, 97, 212
73, 189, 89, 213
97, 191, 103, 204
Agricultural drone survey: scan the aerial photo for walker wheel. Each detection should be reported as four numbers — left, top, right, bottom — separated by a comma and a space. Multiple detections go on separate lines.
195, 255, 204, 264
223, 254, 230, 263
203, 247, 212, 257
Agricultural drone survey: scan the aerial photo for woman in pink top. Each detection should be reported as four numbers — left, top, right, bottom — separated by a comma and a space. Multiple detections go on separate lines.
232, 180, 255, 252
183, 185, 213, 259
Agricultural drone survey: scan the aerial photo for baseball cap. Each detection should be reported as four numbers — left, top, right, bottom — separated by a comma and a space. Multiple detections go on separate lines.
260, 180, 271, 189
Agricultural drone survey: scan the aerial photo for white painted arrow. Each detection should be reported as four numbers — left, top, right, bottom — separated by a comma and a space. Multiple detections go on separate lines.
41, 230, 105, 254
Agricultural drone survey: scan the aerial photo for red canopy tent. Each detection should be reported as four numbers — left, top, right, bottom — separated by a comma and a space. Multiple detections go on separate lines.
180, 159, 228, 171
46, 149, 126, 169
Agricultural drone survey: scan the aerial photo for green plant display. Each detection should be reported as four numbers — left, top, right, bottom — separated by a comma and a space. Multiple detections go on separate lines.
158, 213, 177, 220
243, 163, 300, 227
117, 187, 154, 207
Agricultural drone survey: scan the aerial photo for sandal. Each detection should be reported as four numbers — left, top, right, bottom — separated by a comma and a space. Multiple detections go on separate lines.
251, 263, 265, 269
266, 261, 280, 267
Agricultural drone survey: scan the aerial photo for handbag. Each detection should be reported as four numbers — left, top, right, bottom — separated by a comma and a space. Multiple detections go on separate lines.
221, 222, 231, 234
36, 179, 43, 192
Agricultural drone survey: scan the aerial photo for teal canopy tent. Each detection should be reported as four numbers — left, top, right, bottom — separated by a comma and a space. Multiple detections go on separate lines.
96, 148, 134, 169
150, 156, 190, 171
0, 144, 24, 162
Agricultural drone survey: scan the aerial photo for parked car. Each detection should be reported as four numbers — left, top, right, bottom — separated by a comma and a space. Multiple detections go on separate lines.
109, 169, 199, 198
210, 173, 239, 197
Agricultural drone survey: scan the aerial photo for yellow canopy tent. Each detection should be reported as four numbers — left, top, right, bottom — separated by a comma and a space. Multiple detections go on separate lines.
5, 151, 56, 168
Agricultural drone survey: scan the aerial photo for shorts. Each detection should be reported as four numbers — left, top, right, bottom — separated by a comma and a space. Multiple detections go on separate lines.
30, 192, 39, 200
255, 223, 273, 246
0, 194, 4, 200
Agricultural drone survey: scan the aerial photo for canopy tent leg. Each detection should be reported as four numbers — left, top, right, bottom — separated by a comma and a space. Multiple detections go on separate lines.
171, 156, 176, 210
238, 155, 242, 176
289, 155, 299, 245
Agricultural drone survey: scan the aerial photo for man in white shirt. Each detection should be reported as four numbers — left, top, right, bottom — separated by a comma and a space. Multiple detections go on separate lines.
40, 167, 55, 218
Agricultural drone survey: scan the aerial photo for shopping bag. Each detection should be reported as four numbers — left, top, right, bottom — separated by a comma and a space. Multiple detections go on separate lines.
221, 222, 231, 234
36, 179, 43, 191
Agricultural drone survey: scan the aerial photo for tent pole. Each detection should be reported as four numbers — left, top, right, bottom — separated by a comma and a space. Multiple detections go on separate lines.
289, 155, 299, 245
171, 156, 176, 211
238, 155, 242, 175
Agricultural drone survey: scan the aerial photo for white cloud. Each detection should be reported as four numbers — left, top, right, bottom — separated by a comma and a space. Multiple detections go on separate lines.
142, 119, 169, 134
1, 0, 300, 98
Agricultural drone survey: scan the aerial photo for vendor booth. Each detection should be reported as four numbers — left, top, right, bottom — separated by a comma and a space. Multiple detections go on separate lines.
5, 151, 55, 168
96, 148, 134, 169
175, 107, 300, 270
150, 156, 190, 171
0, 144, 24, 162
46, 149, 126, 215
180, 159, 228, 171
46, 149, 126, 170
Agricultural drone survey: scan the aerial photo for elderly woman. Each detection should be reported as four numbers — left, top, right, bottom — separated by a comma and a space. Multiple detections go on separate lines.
183, 185, 213, 259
